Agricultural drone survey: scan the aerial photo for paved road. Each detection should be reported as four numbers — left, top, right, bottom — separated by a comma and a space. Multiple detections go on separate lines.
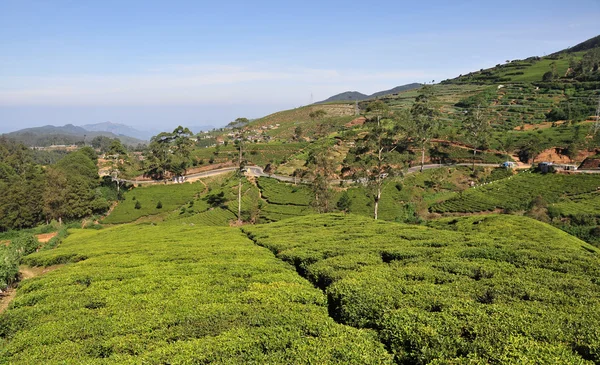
119, 163, 599, 185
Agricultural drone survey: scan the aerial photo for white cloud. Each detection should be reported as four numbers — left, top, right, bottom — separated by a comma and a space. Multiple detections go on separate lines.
0, 64, 440, 106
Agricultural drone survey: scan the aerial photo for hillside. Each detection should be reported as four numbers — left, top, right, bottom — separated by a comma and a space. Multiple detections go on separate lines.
317, 83, 422, 103
3, 124, 146, 147
443, 34, 600, 84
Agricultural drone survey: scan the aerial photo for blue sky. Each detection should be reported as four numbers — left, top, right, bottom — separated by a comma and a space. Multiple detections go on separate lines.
1, 0, 599, 133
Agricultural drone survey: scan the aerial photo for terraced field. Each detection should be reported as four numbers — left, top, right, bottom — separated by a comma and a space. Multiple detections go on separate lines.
431, 172, 600, 213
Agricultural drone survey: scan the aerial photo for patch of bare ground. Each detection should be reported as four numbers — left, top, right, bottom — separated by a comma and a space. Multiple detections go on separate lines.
36, 232, 57, 244
0, 265, 64, 314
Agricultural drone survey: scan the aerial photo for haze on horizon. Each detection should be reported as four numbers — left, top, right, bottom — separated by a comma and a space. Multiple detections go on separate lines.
1, 0, 599, 134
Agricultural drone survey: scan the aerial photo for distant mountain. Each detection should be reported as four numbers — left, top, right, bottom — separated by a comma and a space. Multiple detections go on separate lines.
81, 122, 152, 141
317, 91, 369, 103
3, 124, 145, 147
316, 83, 422, 104
368, 83, 423, 98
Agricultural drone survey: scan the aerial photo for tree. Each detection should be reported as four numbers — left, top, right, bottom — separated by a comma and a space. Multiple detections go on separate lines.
107, 139, 129, 192
309, 109, 327, 120
348, 112, 402, 220
405, 86, 439, 172
205, 192, 226, 208
336, 191, 351, 213
305, 147, 335, 213
542, 71, 555, 82
293, 126, 303, 141
90, 136, 115, 152
144, 126, 194, 179
463, 105, 492, 171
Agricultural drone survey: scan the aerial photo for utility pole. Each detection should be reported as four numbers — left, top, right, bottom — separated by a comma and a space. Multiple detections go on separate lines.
355, 100, 359, 116
237, 130, 244, 224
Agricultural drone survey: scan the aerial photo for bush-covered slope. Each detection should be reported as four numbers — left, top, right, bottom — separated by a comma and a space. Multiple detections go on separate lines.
244, 214, 600, 364
0, 224, 391, 364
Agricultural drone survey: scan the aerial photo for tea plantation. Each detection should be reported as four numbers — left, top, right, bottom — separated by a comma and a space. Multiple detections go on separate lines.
431, 172, 600, 213
0, 224, 392, 364
244, 214, 600, 364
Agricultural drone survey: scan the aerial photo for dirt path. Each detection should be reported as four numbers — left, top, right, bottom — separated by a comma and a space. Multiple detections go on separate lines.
0, 265, 64, 314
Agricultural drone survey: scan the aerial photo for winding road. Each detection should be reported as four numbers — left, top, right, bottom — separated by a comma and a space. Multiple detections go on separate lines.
119, 162, 598, 186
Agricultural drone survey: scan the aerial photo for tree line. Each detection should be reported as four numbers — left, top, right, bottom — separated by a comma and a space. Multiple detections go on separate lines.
0, 137, 113, 231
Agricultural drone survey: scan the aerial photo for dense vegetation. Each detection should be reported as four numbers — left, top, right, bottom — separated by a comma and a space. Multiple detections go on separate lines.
0, 224, 391, 363
0, 138, 113, 231
244, 214, 600, 364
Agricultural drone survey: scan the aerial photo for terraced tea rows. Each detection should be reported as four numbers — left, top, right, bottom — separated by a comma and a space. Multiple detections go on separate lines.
432, 172, 600, 213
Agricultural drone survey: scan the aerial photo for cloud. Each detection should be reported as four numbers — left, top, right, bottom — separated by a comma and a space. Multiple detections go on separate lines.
0, 64, 440, 106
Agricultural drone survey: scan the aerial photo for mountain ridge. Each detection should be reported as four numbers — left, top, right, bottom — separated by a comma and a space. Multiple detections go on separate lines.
316, 83, 422, 104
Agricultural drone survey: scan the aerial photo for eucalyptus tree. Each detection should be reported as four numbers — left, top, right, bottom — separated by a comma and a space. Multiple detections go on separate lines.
347, 101, 403, 220
463, 105, 491, 171
406, 86, 439, 172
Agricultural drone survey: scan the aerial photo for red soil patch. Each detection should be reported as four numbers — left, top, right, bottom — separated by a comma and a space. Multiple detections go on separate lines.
514, 121, 565, 131
534, 148, 599, 164
345, 117, 366, 128
36, 232, 58, 244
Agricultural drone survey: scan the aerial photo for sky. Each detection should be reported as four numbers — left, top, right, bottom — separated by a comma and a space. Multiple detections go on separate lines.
1, 0, 599, 133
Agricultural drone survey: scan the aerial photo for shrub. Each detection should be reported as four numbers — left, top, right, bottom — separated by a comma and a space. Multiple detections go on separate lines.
134, 201, 142, 210
156, 201, 163, 209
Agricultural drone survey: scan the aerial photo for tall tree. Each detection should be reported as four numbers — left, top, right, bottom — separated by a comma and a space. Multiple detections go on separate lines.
406, 86, 439, 172
305, 147, 335, 213
463, 105, 491, 171
347, 107, 402, 220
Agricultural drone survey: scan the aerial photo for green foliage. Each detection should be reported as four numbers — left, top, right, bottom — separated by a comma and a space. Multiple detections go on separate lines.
245, 213, 600, 364
156, 201, 162, 209
134, 201, 141, 210
2, 224, 392, 363
144, 126, 195, 179
336, 191, 351, 212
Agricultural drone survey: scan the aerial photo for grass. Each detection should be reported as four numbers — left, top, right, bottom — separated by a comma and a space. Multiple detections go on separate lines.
244, 213, 600, 364
2, 224, 392, 364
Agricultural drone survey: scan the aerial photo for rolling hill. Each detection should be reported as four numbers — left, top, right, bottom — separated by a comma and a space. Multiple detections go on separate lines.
2, 124, 146, 147
316, 83, 422, 103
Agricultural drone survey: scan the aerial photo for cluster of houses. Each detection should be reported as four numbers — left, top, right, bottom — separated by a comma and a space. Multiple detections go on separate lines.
30, 144, 79, 151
